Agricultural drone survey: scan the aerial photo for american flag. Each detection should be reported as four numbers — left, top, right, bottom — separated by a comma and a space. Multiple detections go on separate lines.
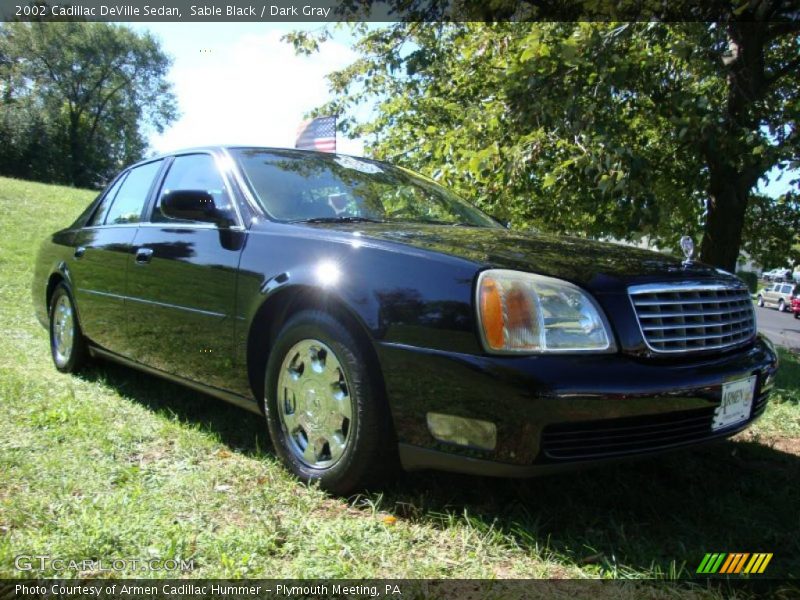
295, 116, 336, 152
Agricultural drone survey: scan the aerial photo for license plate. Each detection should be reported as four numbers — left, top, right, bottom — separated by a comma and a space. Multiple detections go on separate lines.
712, 376, 756, 431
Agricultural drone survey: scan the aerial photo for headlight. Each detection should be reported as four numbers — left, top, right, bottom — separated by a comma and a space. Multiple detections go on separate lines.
476, 269, 616, 354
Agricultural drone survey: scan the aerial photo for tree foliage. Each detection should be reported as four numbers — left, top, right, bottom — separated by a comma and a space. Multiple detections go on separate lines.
288, 6, 799, 270
0, 22, 177, 188
742, 192, 800, 268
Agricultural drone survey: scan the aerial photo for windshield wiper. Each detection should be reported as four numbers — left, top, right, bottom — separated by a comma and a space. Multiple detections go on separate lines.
394, 218, 480, 227
291, 216, 386, 224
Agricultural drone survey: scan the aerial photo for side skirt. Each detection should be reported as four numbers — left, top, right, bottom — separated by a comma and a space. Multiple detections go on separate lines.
89, 346, 263, 415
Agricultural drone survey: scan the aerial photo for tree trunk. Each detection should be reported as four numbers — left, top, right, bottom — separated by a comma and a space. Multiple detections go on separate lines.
68, 111, 85, 187
699, 164, 751, 272
698, 21, 767, 273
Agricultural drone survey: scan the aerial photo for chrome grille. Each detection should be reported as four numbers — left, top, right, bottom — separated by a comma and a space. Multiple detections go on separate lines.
629, 283, 756, 353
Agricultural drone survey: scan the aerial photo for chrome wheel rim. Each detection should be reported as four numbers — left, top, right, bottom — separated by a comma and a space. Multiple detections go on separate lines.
53, 295, 74, 366
276, 339, 353, 469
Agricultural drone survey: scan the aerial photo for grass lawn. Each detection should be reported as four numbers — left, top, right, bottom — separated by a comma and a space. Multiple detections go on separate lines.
0, 175, 798, 582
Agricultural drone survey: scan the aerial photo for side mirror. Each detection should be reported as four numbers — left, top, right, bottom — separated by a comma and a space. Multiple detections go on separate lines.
160, 190, 232, 227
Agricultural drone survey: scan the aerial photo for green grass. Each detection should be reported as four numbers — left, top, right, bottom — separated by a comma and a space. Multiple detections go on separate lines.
0, 175, 798, 583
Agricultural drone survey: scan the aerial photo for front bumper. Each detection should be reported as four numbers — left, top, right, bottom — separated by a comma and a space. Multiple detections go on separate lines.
377, 336, 778, 476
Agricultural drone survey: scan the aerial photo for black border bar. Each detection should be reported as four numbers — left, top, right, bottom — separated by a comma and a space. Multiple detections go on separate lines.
2, 0, 799, 23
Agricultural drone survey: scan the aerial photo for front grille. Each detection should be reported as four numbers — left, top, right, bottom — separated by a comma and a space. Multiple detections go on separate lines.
629, 284, 756, 354
541, 397, 766, 461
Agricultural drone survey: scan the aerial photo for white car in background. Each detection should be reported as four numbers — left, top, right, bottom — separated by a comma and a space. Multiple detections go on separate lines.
757, 282, 797, 312
763, 268, 792, 282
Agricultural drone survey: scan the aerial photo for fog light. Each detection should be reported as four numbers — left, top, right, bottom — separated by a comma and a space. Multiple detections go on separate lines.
763, 371, 777, 392
426, 413, 497, 450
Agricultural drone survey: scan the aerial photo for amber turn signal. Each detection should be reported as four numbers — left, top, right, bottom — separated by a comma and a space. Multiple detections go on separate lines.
479, 277, 505, 349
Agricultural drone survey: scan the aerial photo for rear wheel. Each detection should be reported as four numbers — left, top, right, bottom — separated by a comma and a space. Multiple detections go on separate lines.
49, 283, 88, 373
757, 296, 764, 307
779, 299, 786, 312
264, 310, 396, 494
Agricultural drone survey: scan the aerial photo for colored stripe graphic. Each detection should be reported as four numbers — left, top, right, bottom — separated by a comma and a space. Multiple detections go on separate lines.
746, 553, 773, 574
697, 553, 726, 574
723, 553, 749, 574
698, 553, 773, 575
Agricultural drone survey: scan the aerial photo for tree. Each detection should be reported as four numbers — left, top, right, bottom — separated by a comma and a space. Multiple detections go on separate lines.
288, 3, 799, 270
741, 192, 800, 269
0, 22, 177, 187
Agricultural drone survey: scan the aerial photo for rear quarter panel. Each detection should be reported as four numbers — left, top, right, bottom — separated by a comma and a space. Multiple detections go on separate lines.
32, 230, 77, 327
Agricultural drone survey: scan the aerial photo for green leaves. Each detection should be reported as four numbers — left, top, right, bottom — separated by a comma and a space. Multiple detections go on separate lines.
289, 19, 799, 268
0, 22, 177, 187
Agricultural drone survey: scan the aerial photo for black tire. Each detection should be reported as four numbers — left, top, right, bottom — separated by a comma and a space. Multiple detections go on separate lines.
264, 310, 396, 495
794, 312, 799, 319
757, 296, 764, 307
48, 283, 89, 373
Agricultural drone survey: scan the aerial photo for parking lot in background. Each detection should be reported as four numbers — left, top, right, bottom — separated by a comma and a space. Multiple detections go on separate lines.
756, 304, 800, 351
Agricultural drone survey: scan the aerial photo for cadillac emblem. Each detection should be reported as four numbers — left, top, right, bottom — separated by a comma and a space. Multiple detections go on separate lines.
680, 235, 695, 266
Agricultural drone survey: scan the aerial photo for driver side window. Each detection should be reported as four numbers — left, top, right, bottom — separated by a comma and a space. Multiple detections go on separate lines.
152, 154, 233, 223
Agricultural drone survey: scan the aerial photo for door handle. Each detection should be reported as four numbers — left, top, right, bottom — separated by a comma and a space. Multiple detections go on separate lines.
74, 246, 86, 259
135, 247, 154, 264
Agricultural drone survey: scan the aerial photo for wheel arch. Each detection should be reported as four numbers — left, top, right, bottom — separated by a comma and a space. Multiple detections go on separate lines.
45, 272, 66, 310
245, 283, 384, 410
43, 263, 82, 325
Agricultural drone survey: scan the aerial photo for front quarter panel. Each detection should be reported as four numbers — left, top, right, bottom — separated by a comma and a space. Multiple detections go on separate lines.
234, 224, 483, 394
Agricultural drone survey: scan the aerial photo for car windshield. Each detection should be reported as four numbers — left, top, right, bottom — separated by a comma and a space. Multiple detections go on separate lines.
231, 148, 499, 228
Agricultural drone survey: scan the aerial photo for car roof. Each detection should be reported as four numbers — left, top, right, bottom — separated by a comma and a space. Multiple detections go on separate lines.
127, 145, 379, 170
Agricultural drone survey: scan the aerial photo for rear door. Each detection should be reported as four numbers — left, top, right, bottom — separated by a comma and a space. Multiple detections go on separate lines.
765, 284, 779, 305
70, 160, 165, 354
125, 152, 246, 390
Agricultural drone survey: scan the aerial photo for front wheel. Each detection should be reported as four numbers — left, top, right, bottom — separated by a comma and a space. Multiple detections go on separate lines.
49, 283, 89, 373
264, 310, 396, 494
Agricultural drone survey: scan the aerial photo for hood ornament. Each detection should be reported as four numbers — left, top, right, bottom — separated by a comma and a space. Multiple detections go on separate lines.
680, 235, 695, 267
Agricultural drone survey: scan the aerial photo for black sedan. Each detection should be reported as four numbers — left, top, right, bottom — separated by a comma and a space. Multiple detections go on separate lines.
33, 147, 778, 494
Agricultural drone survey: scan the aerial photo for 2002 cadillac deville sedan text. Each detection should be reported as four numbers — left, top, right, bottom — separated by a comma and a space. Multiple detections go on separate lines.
33, 147, 778, 494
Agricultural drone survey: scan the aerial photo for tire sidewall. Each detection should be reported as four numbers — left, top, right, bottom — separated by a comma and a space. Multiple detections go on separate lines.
49, 284, 83, 373
264, 311, 384, 493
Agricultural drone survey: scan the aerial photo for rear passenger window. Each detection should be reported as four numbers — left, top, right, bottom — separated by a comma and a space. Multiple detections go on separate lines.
104, 160, 163, 225
152, 154, 233, 223
88, 174, 127, 226
783, 285, 793, 294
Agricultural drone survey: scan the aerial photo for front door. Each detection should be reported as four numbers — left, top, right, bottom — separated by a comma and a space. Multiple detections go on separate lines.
125, 153, 245, 391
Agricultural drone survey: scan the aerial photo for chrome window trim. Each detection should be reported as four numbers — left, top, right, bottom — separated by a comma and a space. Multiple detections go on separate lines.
219, 147, 264, 224
79, 222, 245, 232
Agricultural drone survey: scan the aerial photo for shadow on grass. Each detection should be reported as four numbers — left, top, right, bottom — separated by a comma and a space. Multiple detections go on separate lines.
79, 358, 800, 578
76, 360, 270, 457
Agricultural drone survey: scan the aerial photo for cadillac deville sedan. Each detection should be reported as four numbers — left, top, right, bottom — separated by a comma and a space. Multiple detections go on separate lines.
33, 147, 778, 494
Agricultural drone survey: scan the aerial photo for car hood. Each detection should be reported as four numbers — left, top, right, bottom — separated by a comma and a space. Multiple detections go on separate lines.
269, 222, 737, 293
